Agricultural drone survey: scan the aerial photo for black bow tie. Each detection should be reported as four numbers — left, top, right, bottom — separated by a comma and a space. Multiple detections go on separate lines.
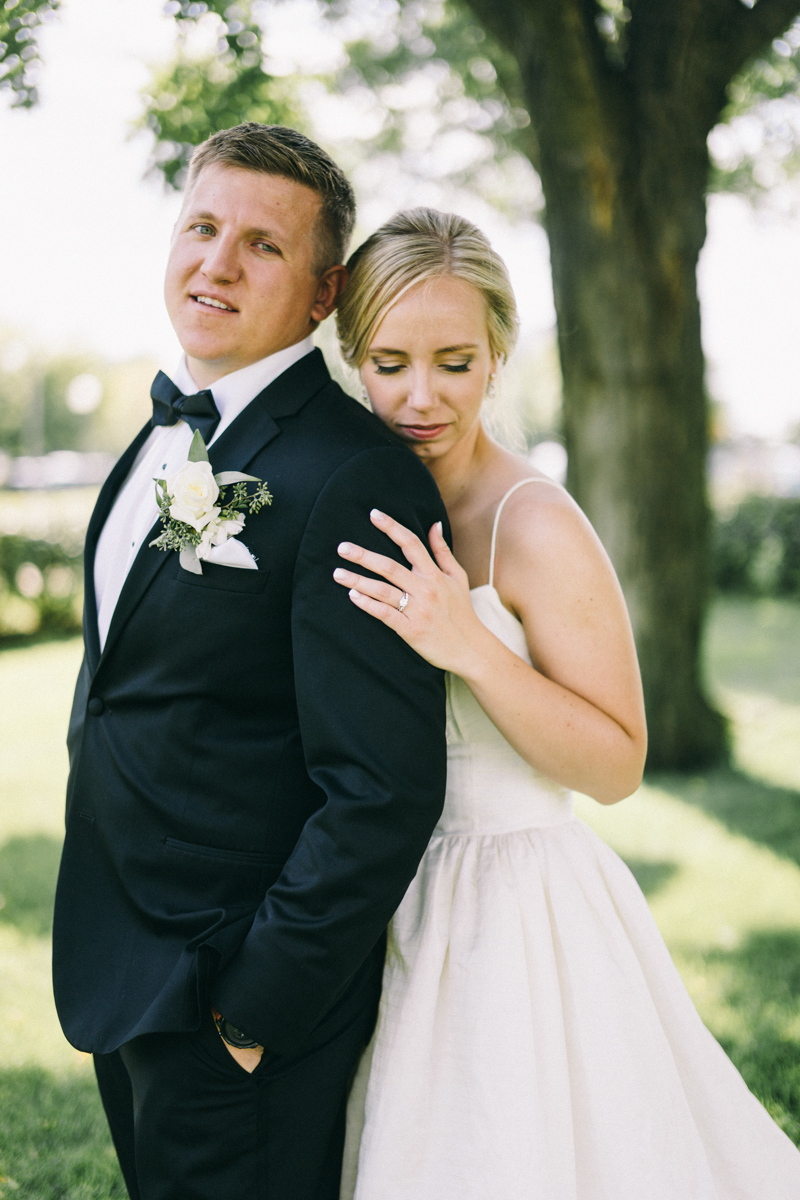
150, 371, 221, 444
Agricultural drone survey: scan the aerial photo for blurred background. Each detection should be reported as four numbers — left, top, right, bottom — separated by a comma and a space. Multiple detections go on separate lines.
1, 0, 800, 1193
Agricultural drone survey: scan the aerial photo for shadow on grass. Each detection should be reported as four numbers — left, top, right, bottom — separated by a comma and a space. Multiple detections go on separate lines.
621, 858, 679, 897
0, 628, 82, 655
0, 1066, 124, 1198
0, 835, 62, 938
705, 928, 800, 1144
649, 766, 800, 869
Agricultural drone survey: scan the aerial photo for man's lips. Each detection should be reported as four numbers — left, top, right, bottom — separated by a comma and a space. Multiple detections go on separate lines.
191, 293, 238, 313
399, 423, 451, 441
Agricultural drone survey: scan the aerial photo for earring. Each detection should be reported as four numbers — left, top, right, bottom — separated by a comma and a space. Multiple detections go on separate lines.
486, 374, 496, 400
361, 382, 370, 405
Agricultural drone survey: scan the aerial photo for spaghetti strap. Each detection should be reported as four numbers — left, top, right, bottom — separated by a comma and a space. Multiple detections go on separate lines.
488, 476, 561, 589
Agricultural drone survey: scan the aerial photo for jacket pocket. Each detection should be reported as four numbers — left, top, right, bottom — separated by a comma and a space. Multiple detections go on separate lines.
173, 560, 271, 594
161, 838, 285, 912
164, 837, 280, 867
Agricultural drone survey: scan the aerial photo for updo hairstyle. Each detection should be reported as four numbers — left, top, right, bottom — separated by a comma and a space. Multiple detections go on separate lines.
336, 208, 519, 369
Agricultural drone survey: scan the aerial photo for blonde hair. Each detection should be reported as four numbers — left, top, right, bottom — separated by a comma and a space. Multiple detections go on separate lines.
336, 208, 519, 367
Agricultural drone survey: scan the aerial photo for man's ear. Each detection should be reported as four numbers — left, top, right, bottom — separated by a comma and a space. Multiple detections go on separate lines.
310, 265, 349, 324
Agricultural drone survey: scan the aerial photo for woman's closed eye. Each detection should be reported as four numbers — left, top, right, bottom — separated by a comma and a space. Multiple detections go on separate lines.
371, 359, 473, 375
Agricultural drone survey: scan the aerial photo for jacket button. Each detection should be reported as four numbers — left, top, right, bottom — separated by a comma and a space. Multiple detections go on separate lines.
87, 698, 105, 716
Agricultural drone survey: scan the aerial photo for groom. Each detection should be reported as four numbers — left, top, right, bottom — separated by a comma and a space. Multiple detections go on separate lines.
52, 123, 448, 1200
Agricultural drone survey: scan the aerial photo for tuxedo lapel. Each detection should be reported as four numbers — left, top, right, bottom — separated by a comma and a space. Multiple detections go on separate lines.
95, 349, 332, 672
83, 422, 153, 674
206, 347, 331, 475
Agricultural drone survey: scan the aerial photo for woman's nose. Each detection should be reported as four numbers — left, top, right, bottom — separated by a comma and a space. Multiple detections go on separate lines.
406, 374, 437, 412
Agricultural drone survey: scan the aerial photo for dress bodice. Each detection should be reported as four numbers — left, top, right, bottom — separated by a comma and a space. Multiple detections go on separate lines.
439, 482, 573, 836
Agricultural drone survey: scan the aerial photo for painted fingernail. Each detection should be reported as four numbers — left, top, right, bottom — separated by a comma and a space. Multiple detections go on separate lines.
436, 521, 443, 534
370, 509, 386, 520
349, 589, 361, 600
338, 543, 353, 555
333, 568, 347, 581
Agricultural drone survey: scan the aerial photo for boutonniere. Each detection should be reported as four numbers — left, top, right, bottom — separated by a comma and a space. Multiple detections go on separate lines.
149, 430, 272, 575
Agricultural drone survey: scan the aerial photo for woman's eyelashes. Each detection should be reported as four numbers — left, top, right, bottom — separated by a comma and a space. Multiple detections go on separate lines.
370, 358, 473, 376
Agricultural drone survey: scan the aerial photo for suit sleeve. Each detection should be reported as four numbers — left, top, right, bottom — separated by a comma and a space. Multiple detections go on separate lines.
212, 445, 449, 1053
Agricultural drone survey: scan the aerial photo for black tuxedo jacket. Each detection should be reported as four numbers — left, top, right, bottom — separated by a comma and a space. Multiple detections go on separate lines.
52, 350, 448, 1057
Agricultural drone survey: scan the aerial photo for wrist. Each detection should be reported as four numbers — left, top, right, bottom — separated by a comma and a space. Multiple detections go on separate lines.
449, 619, 496, 685
212, 1010, 260, 1050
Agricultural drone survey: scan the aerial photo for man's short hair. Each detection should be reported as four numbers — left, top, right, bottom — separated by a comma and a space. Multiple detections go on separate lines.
186, 123, 356, 273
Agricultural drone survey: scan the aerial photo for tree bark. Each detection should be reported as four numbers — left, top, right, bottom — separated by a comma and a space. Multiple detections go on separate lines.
463, 0, 800, 767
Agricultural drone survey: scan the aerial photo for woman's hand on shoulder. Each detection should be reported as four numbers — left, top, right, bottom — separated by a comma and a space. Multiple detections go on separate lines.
333, 510, 484, 674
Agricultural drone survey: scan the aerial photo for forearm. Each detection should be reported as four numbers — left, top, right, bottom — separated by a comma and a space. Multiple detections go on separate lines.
454, 622, 645, 804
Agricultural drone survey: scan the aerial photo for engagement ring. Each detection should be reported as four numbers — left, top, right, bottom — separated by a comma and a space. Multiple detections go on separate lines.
398, 592, 410, 613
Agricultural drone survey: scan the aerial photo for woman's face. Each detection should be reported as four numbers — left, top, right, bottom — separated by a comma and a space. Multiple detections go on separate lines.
361, 276, 496, 462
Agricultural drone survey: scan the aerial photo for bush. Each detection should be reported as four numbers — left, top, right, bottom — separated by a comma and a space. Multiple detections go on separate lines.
714, 496, 800, 598
0, 535, 82, 640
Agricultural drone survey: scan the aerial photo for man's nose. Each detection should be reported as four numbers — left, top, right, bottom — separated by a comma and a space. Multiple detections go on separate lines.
202, 235, 241, 285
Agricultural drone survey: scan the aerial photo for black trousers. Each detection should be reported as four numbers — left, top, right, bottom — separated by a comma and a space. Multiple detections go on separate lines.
93, 947, 383, 1200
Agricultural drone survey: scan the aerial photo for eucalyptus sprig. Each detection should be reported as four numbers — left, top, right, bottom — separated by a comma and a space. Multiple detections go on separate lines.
150, 429, 272, 568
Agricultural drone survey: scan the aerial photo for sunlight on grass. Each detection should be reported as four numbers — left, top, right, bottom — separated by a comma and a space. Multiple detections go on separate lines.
0, 638, 84, 843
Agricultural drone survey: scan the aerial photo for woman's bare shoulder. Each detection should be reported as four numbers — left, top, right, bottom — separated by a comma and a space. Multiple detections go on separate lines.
492, 463, 616, 598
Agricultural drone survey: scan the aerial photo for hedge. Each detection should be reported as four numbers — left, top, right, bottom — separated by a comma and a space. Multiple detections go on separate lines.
713, 496, 800, 598
0, 535, 83, 639
0, 493, 797, 643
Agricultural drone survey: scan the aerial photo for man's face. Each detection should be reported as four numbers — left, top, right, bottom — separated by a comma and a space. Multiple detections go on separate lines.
164, 163, 345, 386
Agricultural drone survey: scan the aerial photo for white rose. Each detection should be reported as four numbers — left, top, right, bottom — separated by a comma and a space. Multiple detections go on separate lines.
167, 460, 220, 531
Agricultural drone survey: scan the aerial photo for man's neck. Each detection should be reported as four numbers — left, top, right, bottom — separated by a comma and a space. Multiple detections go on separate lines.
184, 336, 315, 390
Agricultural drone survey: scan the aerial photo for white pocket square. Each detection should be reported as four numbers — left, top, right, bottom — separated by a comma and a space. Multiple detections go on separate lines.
179, 537, 258, 575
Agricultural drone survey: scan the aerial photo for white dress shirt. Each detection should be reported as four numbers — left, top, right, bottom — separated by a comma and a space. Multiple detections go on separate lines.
94, 336, 314, 651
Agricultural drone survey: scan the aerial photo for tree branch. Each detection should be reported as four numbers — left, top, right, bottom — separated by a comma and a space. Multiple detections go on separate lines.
721, 0, 800, 73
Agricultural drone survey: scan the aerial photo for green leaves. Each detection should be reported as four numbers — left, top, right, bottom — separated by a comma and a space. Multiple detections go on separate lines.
214, 470, 259, 484
0, 0, 59, 110
142, 0, 539, 213
187, 428, 210, 463
139, 0, 298, 188
709, 20, 800, 201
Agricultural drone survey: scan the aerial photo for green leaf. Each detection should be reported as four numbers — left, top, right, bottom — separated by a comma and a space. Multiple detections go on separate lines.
214, 471, 260, 485
187, 429, 210, 463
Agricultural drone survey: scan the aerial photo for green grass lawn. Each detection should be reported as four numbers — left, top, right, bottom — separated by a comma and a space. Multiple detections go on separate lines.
1, 599, 800, 1193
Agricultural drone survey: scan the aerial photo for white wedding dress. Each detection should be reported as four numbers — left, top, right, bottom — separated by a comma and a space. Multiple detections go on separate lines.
340, 479, 800, 1200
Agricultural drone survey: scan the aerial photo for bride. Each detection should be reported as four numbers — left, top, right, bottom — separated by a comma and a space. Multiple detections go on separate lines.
333, 207, 800, 1198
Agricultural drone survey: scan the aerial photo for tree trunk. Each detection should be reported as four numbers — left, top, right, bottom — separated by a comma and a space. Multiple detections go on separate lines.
549, 150, 724, 768
462, 0, 800, 767
530, 17, 726, 767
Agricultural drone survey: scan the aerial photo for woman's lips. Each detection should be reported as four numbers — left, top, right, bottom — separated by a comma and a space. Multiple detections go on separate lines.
399, 423, 450, 441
